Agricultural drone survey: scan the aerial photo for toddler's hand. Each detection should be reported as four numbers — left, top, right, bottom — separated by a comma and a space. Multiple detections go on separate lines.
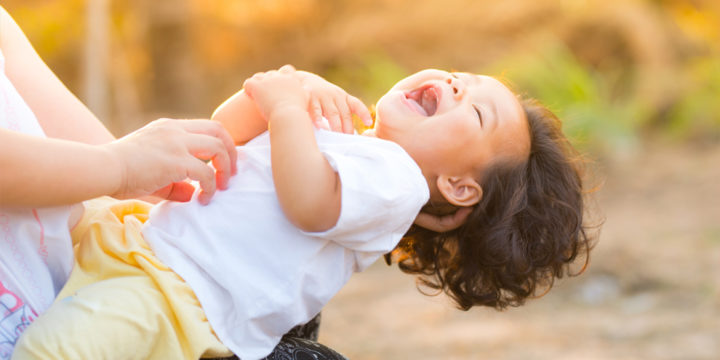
296, 70, 373, 134
106, 119, 237, 205
243, 65, 309, 121
414, 207, 473, 232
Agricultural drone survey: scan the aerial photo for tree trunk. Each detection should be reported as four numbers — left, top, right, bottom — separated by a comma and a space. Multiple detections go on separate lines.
82, 0, 110, 124
142, 0, 203, 117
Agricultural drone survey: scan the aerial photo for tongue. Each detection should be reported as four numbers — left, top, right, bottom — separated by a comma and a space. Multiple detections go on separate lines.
409, 98, 427, 115
421, 88, 437, 116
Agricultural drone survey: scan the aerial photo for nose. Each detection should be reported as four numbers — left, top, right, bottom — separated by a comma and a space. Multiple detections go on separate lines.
445, 76, 466, 100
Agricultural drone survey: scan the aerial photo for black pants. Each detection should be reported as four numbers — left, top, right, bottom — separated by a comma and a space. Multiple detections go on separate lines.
212, 313, 347, 360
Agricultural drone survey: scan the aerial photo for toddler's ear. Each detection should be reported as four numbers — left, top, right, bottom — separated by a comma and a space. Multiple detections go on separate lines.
436, 175, 482, 207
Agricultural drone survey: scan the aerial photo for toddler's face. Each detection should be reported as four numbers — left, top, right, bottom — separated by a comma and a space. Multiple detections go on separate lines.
374, 69, 530, 179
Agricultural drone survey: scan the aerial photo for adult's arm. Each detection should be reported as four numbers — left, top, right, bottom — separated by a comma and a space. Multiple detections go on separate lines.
0, 6, 114, 144
0, 119, 236, 206
0, 6, 237, 206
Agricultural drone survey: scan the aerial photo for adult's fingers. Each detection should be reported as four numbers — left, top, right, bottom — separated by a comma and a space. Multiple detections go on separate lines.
186, 158, 217, 205
152, 182, 196, 202
413, 207, 473, 232
176, 120, 238, 176
185, 133, 233, 191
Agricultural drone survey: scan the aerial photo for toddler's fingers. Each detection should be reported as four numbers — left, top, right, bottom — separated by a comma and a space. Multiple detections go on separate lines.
243, 72, 267, 94
249, 71, 267, 83
309, 97, 323, 125
314, 118, 331, 131
278, 64, 296, 73
321, 98, 343, 132
348, 95, 373, 127
334, 97, 354, 134
242, 79, 256, 98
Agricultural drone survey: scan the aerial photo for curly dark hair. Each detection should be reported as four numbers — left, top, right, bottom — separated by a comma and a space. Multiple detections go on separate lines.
389, 98, 597, 311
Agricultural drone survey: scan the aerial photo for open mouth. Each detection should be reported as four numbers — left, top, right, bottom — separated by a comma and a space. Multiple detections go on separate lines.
405, 85, 439, 116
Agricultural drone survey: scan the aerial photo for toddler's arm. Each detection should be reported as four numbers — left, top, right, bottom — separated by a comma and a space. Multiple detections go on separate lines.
211, 70, 372, 145
243, 66, 341, 232
211, 89, 267, 145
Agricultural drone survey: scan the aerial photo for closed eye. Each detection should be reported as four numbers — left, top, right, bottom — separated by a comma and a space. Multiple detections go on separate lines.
473, 106, 484, 128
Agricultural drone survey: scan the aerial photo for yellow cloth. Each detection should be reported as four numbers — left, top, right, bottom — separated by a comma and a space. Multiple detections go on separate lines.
12, 198, 232, 360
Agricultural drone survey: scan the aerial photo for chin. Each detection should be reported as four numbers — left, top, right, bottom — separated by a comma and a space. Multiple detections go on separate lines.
372, 116, 391, 140
376, 91, 421, 139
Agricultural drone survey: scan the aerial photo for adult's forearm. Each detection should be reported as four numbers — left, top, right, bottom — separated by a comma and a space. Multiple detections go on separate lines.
0, 129, 121, 207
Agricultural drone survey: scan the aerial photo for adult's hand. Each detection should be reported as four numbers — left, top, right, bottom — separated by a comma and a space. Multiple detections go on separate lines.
413, 207, 473, 232
106, 119, 237, 205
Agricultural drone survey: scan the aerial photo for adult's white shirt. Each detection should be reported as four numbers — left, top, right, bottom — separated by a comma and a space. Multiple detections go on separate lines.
0, 49, 73, 357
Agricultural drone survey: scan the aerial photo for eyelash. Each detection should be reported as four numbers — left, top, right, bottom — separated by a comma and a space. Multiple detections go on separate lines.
451, 73, 483, 127
474, 106, 484, 127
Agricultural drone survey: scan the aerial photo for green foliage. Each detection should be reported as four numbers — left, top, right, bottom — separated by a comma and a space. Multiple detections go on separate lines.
486, 42, 641, 156
323, 52, 409, 105
6, 0, 720, 151
665, 56, 720, 142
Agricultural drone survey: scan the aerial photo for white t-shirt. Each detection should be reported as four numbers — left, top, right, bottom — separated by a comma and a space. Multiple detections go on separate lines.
0, 50, 73, 358
143, 130, 429, 359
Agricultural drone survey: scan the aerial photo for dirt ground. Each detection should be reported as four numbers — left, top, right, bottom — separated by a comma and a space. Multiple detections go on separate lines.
318, 141, 720, 360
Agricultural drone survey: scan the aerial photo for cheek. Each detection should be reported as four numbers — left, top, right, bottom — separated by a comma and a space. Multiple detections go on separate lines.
416, 125, 465, 160
439, 112, 476, 138
430, 117, 486, 168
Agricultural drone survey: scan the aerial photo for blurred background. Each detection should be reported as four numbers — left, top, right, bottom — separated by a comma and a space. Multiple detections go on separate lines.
5, 0, 719, 358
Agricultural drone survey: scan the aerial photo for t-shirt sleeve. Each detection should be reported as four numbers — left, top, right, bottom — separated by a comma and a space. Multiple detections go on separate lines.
303, 137, 429, 258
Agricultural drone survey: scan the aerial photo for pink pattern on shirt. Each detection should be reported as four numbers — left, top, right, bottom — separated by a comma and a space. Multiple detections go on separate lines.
0, 281, 37, 359
0, 213, 47, 315
31, 210, 48, 263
